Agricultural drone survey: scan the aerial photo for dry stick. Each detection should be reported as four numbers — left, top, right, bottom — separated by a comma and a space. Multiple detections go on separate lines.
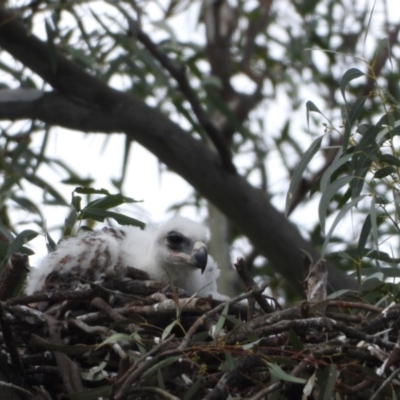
135, 29, 236, 174
327, 301, 382, 313
113, 334, 176, 400
45, 315, 84, 394
7, 287, 96, 305
91, 297, 126, 322
178, 281, 269, 351
0, 302, 25, 381
246, 382, 282, 400
125, 387, 180, 400
234, 257, 274, 313
370, 367, 400, 400
0, 380, 35, 399
0, 253, 29, 300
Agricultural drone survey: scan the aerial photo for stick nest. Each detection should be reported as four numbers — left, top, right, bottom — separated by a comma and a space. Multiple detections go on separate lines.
0, 254, 400, 400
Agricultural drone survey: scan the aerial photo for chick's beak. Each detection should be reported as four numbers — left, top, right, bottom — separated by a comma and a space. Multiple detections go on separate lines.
191, 241, 208, 274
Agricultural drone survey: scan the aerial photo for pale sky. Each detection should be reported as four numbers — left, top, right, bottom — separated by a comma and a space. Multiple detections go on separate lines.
7, 0, 400, 265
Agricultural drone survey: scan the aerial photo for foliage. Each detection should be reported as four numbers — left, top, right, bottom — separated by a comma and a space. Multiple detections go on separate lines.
0, 1, 400, 296
288, 51, 400, 300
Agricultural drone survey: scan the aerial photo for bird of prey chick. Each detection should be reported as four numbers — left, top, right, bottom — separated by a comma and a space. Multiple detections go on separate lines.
24, 217, 226, 300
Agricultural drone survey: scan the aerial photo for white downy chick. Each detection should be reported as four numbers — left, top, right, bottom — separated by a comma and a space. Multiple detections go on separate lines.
24, 217, 226, 300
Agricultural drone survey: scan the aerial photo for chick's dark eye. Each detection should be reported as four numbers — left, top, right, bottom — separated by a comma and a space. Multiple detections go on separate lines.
166, 231, 184, 247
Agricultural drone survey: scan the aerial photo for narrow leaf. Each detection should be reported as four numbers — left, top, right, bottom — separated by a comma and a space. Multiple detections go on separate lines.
357, 214, 372, 255
319, 176, 353, 235
266, 362, 306, 384
306, 100, 322, 130
80, 208, 145, 228
373, 166, 396, 179
286, 135, 324, 216
7, 230, 38, 257
343, 97, 366, 153
340, 68, 364, 102
380, 153, 400, 167
320, 151, 352, 193
84, 193, 137, 210
321, 195, 366, 257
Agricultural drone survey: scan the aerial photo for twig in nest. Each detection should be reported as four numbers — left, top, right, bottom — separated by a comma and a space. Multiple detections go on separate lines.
0, 301, 25, 381
246, 382, 282, 400
45, 315, 84, 394
0, 252, 29, 300
113, 334, 176, 400
178, 281, 269, 351
125, 386, 180, 400
234, 257, 274, 313
370, 367, 400, 400
0, 380, 35, 399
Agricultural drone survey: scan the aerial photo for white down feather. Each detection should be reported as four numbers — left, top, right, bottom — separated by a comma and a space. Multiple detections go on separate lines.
24, 217, 226, 300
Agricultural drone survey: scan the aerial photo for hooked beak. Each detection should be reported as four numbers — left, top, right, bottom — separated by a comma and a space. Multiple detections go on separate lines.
190, 241, 208, 274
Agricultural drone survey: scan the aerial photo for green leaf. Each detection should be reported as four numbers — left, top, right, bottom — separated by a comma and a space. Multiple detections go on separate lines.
84, 193, 137, 210
213, 302, 229, 337
162, 320, 177, 340
266, 362, 306, 384
95, 333, 132, 350
373, 166, 396, 179
286, 135, 324, 216
343, 97, 366, 153
183, 379, 201, 400
0, 243, 34, 259
80, 208, 145, 228
7, 229, 38, 257
319, 176, 353, 235
74, 187, 111, 195
357, 214, 371, 256
319, 364, 338, 400
370, 196, 379, 256
288, 329, 304, 352
320, 152, 353, 193
339, 68, 364, 102
380, 153, 400, 167
306, 100, 322, 129
393, 189, 400, 221
321, 195, 366, 257
141, 356, 181, 379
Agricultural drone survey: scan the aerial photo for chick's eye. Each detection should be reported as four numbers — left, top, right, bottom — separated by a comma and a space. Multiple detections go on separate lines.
166, 231, 184, 247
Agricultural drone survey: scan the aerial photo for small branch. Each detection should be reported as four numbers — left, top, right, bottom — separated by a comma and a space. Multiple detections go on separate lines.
246, 382, 282, 400
234, 257, 274, 313
0, 302, 25, 381
178, 281, 269, 351
126, 387, 180, 400
45, 315, 84, 393
370, 367, 400, 400
135, 29, 236, 174
0, 380, 35, 399
113, 335, 177, 400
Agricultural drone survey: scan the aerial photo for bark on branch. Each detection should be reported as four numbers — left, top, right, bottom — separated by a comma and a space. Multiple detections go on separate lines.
0, 8, 357, 294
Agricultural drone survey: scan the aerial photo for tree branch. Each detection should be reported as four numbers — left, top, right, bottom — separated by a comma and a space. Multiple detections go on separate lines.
135, 29, 236, 174
0, 8, 357, 294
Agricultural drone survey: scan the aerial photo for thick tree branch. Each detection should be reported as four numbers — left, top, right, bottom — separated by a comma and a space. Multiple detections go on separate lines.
135, 29, 236, 174
0, 8, 357, 294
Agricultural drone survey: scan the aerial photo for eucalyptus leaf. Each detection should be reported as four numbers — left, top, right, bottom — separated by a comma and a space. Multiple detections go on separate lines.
266, 362, 306, 384
7, 229, 38, 257
339, 68, 364, 102
286, 135, 324, 216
